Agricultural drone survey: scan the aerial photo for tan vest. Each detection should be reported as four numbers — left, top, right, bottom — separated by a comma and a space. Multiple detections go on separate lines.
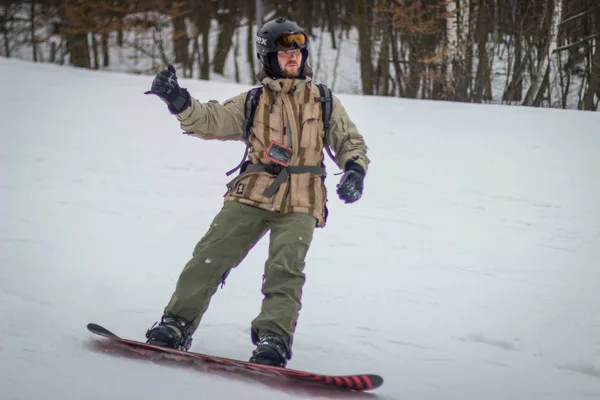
224, 78, 328, 227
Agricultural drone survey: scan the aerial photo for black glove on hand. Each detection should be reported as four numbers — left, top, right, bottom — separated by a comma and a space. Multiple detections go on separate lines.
336, 161, 365, 204
145, 64, 191, 114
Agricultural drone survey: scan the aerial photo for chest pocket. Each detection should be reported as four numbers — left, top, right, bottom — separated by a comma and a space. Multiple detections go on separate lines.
251, 102, 285, 148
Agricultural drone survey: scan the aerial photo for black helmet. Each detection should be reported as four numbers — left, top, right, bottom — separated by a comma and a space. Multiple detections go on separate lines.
256, 17, 309, 78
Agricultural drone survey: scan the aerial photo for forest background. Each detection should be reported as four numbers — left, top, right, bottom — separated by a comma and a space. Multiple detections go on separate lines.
1, 0, 598, 111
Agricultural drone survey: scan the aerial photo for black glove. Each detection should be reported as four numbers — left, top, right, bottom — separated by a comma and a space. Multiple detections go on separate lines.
145, 64, 191, 114
336, 161, 365, 204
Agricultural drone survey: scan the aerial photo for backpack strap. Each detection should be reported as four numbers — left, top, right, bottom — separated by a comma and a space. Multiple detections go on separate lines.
225, 86, 263, 177
316, 84, 336, 164
243, 87, 263, 141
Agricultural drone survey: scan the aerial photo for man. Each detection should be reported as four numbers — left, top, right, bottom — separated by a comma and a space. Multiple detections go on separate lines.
144, 17, 369, 367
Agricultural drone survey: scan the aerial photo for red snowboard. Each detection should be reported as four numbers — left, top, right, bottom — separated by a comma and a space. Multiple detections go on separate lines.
87, 323, 383, 392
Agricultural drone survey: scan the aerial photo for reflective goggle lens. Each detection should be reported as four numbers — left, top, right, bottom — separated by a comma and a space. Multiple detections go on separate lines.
275, 33, 306, 48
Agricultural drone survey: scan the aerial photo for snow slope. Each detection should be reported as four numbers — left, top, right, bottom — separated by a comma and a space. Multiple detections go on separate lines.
1, 57, 599, 400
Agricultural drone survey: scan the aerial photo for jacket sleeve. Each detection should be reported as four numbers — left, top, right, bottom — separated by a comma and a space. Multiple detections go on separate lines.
175, 92, 246, 141
326, 95, 370, 173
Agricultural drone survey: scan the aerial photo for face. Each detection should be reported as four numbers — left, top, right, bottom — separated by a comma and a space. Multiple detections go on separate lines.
277, 49, 302, 78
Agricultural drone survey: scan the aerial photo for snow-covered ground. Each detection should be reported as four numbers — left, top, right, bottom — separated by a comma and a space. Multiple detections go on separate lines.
1, 57, 599, 400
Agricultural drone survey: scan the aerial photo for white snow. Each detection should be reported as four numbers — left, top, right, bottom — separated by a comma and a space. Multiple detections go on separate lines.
1, 57, 599, 400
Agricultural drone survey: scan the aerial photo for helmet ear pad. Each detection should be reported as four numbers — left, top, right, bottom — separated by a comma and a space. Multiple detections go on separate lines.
266, 52, 283, 78
299, 48, 309, 74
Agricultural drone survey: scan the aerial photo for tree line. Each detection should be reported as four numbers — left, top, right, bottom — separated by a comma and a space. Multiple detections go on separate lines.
1, 0, 598, 110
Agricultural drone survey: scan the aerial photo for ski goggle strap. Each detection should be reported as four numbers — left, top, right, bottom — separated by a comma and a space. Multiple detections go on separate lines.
275, 32, 306, 49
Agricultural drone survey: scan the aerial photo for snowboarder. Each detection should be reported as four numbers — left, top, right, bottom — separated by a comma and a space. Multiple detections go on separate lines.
144, 17, 369, 368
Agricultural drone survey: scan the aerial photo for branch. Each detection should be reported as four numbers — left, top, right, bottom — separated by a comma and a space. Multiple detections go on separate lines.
1, 16, 29, 23
559, 6, 600, 26
554, 33, 600, 53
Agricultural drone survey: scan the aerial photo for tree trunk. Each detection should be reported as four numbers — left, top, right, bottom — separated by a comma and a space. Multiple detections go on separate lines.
523, 0, 563, 106
557, 31, 570, 109
59, 38, 66, 65
192, 2, 211, 80
331, 29, 344, 91
200, 23, 210, 80
246, 18, 257, 83
301, 0, 313, 37
375, 22, 391, 96
60, 0, 90, 69
324, 0, 337, 49
582, 9, 600, 111
390, 24, 404, 97
191, 35, 200, 78
445, 0, 458, 99
91, 33, 99, 69
68, 33, 90, 68
256, 0, 263, 27
172, 14, 188, 66
233, 28, 240, 83
2, 7, 11, 57
50, 42, 56, 63
117, 18, 123, 48
424, 33, 443, 100
313, 20, 325, 84
355, 0, 374, 95
30, 1, 37, 62
456, 0, 470, 101
101, 32, 109, 67
473, 0, 490, 103
405, 38, 422, 98
486, 0, 498, 101
504, 34, 526, 102
213, 4, 239, 75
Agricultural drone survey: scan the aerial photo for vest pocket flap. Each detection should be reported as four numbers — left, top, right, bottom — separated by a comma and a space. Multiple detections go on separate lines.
301, 103, 321, 125
253, 103, 282, 124
252, 103, 268, 124
226, 173, 275, 205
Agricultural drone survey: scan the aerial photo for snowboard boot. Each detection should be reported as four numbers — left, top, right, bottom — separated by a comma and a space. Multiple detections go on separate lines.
145, 315, 193, 351
249, 331, 291, 368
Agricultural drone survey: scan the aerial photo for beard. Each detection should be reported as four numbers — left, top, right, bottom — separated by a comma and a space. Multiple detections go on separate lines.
281, 64, 301, 78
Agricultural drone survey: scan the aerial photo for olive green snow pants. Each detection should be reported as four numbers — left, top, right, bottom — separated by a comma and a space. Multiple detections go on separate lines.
164, 201, 316, 348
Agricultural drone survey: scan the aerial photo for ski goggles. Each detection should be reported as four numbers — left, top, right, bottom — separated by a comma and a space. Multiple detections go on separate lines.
275, 32, 307, 49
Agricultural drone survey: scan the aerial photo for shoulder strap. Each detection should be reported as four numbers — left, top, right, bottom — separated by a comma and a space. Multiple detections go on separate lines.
225, 87, 263, 177
243, 86, 263, 141
316, 84, 336, 164
227, 84, 337, 177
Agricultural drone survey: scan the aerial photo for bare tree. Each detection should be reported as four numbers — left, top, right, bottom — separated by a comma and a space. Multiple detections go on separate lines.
0, 2, 22, 58
523, 0, 563, 106
375, 17, 392, 96
331, 28, 345, 91
582, 7, 600, 110
101, 32, 109, 67
455, 0, 470, 101
189, 1, 212, 80
473, 0, 492, 102
355, 0, 375, 95
213, 0, 241, 75
30, 1, 37, 62
172, 13, 189, 68
445, 0, 458, 98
